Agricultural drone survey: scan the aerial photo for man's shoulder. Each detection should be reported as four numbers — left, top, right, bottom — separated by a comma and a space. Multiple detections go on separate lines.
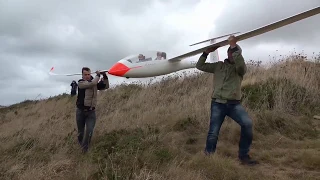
78, 79, 85, 82
214, 61, 223, 66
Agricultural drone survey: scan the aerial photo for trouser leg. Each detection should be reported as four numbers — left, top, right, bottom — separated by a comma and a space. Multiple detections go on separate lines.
76, 108, 85, 145
205, 100, 227, 154
227, 103, 253, 158
82, 110, 96, 151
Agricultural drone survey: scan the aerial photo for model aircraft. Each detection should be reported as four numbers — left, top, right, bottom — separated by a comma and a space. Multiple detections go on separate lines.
49, 6, 320, 79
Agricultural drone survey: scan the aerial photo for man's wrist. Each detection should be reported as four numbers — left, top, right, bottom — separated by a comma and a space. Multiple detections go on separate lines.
202, 51, 209, 57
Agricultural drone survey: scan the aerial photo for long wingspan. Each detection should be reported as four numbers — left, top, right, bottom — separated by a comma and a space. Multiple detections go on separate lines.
49, 67, 109, 76
168, 6, 320, 62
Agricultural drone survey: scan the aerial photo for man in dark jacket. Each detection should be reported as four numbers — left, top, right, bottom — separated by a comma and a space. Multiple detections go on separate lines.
70, 80, 78, 96
196, 35, 258, 165
76, 67, 109, 153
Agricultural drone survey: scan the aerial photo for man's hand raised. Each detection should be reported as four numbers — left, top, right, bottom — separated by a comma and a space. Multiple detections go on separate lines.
205, 46, 220, 54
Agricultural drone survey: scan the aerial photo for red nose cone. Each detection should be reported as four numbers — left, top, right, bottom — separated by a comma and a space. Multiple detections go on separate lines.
108, 62, 130, 76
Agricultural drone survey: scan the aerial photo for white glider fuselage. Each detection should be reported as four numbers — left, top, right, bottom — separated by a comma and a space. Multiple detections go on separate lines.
109, 36, 223, 78
118, 58, 198, 78
107, 51, 199, 78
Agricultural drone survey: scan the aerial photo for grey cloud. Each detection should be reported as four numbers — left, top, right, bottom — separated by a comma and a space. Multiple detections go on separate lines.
0, 0, 153, 36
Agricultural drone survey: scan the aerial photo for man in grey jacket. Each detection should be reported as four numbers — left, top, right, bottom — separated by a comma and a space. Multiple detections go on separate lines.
76, 67, 109, 153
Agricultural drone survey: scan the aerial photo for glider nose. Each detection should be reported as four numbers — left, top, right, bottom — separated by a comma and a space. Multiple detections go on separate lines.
108, 62, 130, 76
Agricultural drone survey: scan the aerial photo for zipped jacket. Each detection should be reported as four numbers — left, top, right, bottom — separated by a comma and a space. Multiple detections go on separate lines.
76, 75, 109, 110
196, 44, 246, 102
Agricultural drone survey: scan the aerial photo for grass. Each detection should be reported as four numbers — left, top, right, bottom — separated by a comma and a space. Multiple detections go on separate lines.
0, 53, 320, 180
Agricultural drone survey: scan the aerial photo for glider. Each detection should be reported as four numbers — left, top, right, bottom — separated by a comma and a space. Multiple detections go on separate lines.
49, 6, 320, 79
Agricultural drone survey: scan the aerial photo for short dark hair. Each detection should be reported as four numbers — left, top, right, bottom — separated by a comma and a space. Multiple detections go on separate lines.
82, 67, 90, 73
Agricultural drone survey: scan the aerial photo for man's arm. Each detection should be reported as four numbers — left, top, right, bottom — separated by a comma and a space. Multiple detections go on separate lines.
196, 51, 219, 73
78, 75, 100, 89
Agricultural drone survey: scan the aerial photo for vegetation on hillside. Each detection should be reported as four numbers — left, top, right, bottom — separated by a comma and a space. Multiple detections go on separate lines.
0, 53, 319, 180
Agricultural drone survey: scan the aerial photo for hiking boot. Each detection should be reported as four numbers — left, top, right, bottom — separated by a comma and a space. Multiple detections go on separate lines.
239, 155, 259, 166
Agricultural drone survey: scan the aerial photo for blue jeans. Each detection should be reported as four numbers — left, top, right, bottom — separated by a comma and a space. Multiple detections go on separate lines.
205, 100, 253, 158
76, 108, 96, 150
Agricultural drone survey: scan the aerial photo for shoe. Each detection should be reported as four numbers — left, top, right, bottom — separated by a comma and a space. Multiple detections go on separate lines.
204, 151, 210, 156
204, 149, 213, 156
78, 136, 83, 146
239, 155, 259, 166
82, 145, 88, 153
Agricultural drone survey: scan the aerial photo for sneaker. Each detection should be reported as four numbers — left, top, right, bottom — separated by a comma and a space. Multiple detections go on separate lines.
239, 155, 259, 166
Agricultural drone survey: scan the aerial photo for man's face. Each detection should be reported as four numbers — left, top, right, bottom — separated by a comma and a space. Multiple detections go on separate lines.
82, 70, 91, 81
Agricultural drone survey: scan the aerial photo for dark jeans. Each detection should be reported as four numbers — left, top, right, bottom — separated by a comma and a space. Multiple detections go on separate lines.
76, 108, 96, 151
205, 99, 253, 158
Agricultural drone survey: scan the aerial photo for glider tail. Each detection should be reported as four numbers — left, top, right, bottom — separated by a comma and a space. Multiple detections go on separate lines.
49, 66, 109, 76
49, 67, 83, 76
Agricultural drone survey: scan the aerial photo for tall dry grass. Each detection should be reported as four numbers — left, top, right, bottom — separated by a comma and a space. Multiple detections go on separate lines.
0, 54, 319, 180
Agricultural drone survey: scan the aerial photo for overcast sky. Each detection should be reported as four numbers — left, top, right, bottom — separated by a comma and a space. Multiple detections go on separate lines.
0, 0, 319, 106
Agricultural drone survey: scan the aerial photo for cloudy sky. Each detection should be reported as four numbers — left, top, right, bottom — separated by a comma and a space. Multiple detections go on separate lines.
0, 0, 319, 106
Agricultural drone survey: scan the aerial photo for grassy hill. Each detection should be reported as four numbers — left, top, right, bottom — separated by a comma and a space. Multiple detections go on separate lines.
0, 55, 320, 180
